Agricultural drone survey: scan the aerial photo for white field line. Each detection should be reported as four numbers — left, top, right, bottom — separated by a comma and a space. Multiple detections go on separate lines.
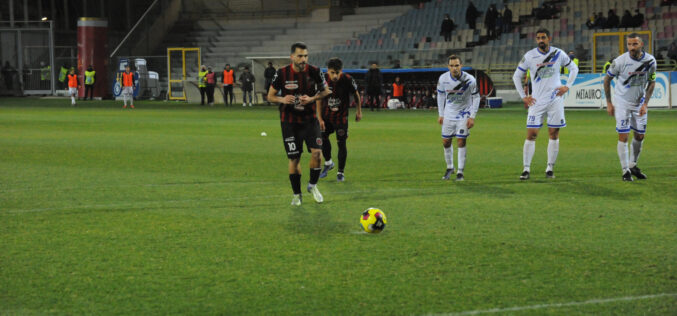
431, 292, 677, 316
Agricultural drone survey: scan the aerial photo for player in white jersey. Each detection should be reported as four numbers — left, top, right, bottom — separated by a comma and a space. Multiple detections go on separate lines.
604, 33, 656, 181
512, 28, 578, 180
437, 55, 480, 181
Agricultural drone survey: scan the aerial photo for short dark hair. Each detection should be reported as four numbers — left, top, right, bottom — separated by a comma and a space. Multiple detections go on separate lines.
291, 42, 307, 53
448, 54, 462, 64
627, 32, 643, 41
536, 28, 550, 37
225, 63, 230, 66
327, 57, 343, 70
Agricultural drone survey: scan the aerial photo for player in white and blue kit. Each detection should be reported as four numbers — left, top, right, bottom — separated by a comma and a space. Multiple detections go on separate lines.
512, 28, 578, 180
604, 33, 656, 181
437, 55, 480, 181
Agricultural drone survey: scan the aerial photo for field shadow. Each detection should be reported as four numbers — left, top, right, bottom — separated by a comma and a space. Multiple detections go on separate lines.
285, 204, 351, 239
544, 181, 631, 200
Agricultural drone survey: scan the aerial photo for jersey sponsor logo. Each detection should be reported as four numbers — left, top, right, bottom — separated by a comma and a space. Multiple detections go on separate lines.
536, 61, 557, 66
328, 97, 341, 111
627, 71, 647, 75
285, 81, 299, 90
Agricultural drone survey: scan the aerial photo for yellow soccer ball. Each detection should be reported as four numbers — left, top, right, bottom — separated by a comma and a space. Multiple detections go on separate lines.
360, 208, 387, 233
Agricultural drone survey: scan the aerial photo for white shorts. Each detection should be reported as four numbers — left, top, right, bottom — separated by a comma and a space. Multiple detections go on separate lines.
526, 97, 566, 128
122, 87, 134, 96
68, 87, 78, 96
441, 118, 469, 139
614, 100, 647, 134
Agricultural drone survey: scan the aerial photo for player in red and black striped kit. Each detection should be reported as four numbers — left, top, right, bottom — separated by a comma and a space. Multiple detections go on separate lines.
267, 42, 331, 206
316, 57, 362, 182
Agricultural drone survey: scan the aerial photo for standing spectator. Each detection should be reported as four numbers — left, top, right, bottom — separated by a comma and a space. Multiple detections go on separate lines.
606, 9, 619, 29
620, 10, 633, 28
198, 65, 207, 105
422, 89, 436, 109
466, 2, 480, 30
40, 61, 51, 90
364, 63, 383, 111
632, 9, 644, 28
485, 4, 498, 40
84, 65, 96, 100
2, 61, 16, 90
205, 66, 216, 106
58, 64, 68, 89
503, 6, 513, 33
263, 61, 276, 104
440, 14, 456, 42
239, 66, 255, 106
668, 42, 677, 62
586, 14, 596, 29
595, 12, 606, 29
221, 64, 235, 106
392, 76, 405, 107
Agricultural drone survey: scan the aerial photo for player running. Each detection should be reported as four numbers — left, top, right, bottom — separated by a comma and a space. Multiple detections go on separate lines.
437, 55, 480, 181
267, 42, 331, 206
317, 57, 362, 182
66, 67, 79, 106
512, 28, 578, 180
603, 33, 656, 181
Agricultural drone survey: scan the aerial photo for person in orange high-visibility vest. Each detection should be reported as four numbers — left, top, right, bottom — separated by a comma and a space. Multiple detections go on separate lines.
392, 76, 405, 107
67, 67, 79, 106
221, 64, 235, 106
120, 64, 136, 109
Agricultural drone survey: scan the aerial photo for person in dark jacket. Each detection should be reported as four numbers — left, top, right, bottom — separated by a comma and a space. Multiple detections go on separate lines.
503, 6, 513, 33
364, 63, 383, 111
620, 10, 633, 28
263, 61, 276, 103
632, 9, 644, 28
466, 3, 480, 30
239, 66, 255, 106
606, 9, 619, 29
440, 14, 456, 42
205, 66, 216, 106
485, 4, 498, 39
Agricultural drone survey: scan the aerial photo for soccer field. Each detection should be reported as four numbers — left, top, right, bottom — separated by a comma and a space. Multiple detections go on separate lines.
1, 98, 676, 315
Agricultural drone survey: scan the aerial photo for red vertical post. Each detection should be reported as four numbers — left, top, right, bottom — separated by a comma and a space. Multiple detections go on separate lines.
77, 17, 109, 98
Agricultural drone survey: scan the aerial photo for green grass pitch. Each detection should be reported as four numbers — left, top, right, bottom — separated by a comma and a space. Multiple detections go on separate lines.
1, 98, 676, 315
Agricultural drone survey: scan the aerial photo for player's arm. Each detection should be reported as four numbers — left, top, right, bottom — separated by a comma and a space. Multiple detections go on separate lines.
437, 83, 446, 125
467, 81, 480, 129
513, 60, 534, 106
640, 79, 656, 116
604, 58, 619, 116
316, 99, 325, 130
267, 86, 295, 105
300, 70, 331, 105
556, 52, 578, 96
354, 90, 362, 122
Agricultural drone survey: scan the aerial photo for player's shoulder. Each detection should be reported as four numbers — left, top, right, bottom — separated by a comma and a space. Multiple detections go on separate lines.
342, 73, 353, 81
307, 64, 321, 73
438, 71, 451, 83
461, 71, 476, 82
644, 52, 657, 63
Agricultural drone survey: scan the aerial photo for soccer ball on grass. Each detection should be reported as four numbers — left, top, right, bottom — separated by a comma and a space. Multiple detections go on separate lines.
360, 208, 387, 233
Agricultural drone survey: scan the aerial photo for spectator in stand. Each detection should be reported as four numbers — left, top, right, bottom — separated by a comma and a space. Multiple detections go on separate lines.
205, 66, 216, 106
392, 76, 405, 107
365, 63, 383, 111
586, 14, 596, 29
466, 2, 480, 30
393, 61, 401, 69
620, 10, 633, 28
263, 61, 276, 104
633, 9, 644, 28
595, 12, 606, 29
422, 89, 436, 109
503, 6, 513, 33
440, 14, 456, 42
239, 66, 255, 106
485, 4, 498, 40
668, 42, 677, 62
606, 9, 619, 29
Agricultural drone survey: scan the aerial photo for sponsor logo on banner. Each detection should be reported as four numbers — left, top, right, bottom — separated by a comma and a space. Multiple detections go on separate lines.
671, 72, 677, 107
560, 72, 671, 108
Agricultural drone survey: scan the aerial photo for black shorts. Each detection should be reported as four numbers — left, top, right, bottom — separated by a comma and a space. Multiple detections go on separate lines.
281, 120, 322, 159
322, 120, 348, 141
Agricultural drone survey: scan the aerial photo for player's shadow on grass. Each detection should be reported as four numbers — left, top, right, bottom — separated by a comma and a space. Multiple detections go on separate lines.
454, 183, 516, 197
552, 182, 630, 200
286, 205, 350, 238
